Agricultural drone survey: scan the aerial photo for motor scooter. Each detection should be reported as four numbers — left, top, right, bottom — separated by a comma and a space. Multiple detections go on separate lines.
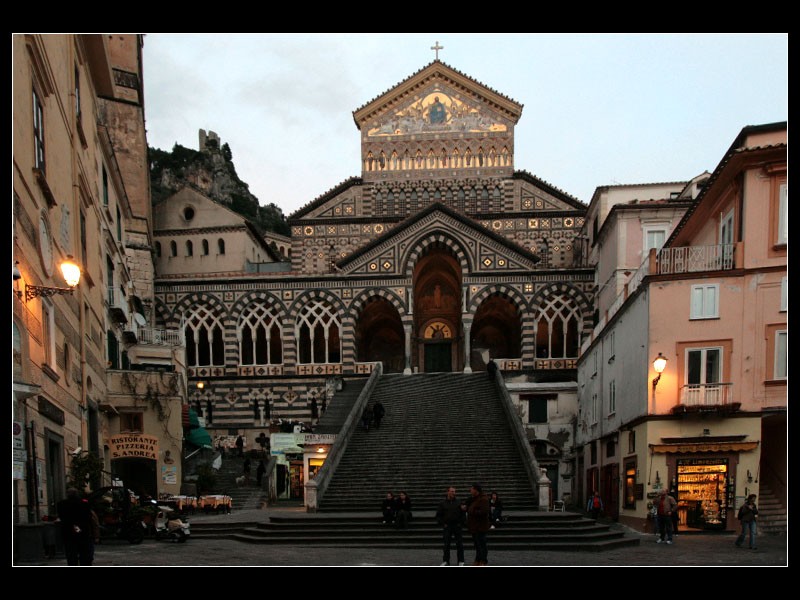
152, 504, 190, 542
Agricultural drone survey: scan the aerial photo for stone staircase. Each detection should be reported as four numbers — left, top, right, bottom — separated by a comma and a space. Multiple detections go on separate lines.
320, 372, 538, 512
210, 453, 268, 512
190, 511, 638, 551
314, 378, 368, 434
757, 483, 786, 535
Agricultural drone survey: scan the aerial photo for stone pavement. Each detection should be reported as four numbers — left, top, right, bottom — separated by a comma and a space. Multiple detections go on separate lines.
13, 506, 788, 567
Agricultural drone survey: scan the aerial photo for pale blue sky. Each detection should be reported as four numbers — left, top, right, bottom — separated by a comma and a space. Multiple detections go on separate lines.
142, 33, 787, 216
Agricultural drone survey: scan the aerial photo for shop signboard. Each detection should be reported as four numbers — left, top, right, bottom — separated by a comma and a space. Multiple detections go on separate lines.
107, 434, 159, 460
270, 433, 305, 455
303, 433, 336, 445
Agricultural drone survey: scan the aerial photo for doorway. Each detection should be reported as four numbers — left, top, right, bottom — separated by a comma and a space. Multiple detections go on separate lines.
424, 342, 452, 372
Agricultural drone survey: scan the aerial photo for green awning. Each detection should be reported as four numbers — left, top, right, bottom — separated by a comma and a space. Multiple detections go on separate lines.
185, 408, 212, 449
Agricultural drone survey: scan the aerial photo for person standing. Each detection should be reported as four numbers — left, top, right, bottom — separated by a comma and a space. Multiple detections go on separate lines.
436, 486, 465, 566
361, 404, 373, 431
489, 491, 503, 529
372, 400, 386, 429
256, 459, 266, 486
656, 489, 678, 544
243, 457, 251, 481
466, 483, 491, 565
587, 490, 603, 520
235, 434, 244, 457
735, 494, 759, 550
56, 487, 94, 566
486, 358, 498, 380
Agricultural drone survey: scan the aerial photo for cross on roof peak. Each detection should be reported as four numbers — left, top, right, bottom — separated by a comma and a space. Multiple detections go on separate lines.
431, 41, 444, 60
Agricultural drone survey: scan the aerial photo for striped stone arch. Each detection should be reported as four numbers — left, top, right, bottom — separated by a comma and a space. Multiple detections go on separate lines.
467, 283, 528, 315
172, 292, 235, 371
530, 282, 593, 328
401, 230, 473, 277
528, 282, 593, 366
229, 290, 288, 322
287, 288, 348, 369
348, 287, 409, 321
231, 291, 288, 369
346, 288, 408, 369
153, 297, 172, 328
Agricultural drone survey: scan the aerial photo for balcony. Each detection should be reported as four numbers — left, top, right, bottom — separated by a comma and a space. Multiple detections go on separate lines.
138, 327, 183, 346
107, 286, 129, 324
671, 382, 740, 415
657, 244, 735, 275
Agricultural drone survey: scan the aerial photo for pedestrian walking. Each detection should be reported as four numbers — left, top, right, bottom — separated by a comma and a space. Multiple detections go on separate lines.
466, 483, 490, 565
656, 489, 677, 544
587, 490, 603, 520
243, 457, 251, 480
235, 434, 244, 457
486, 358, 498, 380
361, 404, 373, 431
372, 400, 386, 429
256, 459, 266, 486
735, 494, 759, 550
436, 486, 465, 566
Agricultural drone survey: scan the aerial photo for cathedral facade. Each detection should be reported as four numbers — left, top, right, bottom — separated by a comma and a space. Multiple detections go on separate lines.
153, 62, 594, 487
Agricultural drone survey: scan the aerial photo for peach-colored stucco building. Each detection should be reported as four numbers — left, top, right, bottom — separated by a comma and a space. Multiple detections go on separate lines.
577, 122, 787, 533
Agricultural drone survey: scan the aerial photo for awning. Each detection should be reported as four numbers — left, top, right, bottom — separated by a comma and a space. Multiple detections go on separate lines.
650, 441, 759, 454
184, 408, 212, 449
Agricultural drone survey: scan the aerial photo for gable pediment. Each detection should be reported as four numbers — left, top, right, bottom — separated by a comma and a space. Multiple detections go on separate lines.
338, 203, 540, 276
353, 61, 523, 134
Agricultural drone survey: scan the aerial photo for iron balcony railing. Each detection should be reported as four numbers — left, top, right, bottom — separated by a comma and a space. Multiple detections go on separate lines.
657, 244, 735, 274
137, 327, 183, 346
680, 382, 734, 407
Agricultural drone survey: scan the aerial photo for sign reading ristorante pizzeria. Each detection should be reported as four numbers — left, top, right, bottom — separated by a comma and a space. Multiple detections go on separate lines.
107, 434, 159, 460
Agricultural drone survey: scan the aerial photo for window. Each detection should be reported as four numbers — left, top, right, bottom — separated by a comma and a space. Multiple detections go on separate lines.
608, 331, 615, 361
774, 330, 787, 380
119, 412, 144, 433
781, 276, 787, 312
155, 241, 162, 258
80, 210, 87, 267
608, 380, 616, 415
535, 294, 581, 358
590, 441, 597, 465
684, 347, 722, 405
116, 206, 122, 241
170, 241, 177, 257
628, 431, 636, 454
690, 284, 719, 319
202, 239, 209, 256
102, 165, 109, 206
591, 393, 598, 425
184, 304, 226, 367
218, 239, 225, 255
624, 459, 637, 509
107, 330, 119, 369
643, 226, 667, 255
606, 439, 615, 458
186, 240, 193, 257
296, 300, 341, 364
777, 184, 787, 246
74, 65, 81, 119
33, 88, 45, 172
524, 394, 554, 424
239, 302, 283, 365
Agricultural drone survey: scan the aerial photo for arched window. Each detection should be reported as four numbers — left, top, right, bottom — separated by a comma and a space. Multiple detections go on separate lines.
535, 296, 581, 359
155, 241, 162, 258
202, 239, 209, 256
391, 151, 399, 170
239, 302, 282, 365
296, 300, 341, 364
184, 304, 226, 367
427, 149, 436, 169
218, 239, 225, 255
186, 240, 193, 257
170, 241, 177, 257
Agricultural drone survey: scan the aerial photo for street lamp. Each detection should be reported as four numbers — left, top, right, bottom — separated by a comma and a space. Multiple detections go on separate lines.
20, 256, 81, 302
652, 353, 668, 390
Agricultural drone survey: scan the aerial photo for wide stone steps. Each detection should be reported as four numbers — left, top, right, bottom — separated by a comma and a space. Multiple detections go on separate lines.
189, 513, 638, 551
319, 372, 534, 513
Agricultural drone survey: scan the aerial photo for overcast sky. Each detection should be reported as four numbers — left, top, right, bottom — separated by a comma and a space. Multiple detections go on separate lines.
142, 33, 787, 217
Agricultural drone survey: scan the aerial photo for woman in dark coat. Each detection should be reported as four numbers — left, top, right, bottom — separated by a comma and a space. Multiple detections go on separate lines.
381, 491, 397, 524
395, 491, 413, 529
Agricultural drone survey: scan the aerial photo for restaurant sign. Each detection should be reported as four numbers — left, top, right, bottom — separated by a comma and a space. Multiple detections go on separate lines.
107, 434, 159, 460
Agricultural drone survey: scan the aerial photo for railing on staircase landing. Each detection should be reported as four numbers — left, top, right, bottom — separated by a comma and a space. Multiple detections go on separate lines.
490, 369, 548, 509
304, 362, 383, 512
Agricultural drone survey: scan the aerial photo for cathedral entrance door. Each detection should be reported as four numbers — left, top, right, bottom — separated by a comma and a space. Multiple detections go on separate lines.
424, 342, 452, 373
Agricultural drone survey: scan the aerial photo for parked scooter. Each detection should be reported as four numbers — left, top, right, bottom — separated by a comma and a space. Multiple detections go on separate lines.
151, 502, 190, 543
88, 486, 147, 544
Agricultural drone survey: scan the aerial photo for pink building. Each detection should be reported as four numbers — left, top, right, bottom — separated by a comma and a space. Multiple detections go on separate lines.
577, 122, 787, 534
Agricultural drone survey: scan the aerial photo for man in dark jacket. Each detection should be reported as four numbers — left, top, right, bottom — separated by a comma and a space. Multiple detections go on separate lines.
436, 486, 465, 566
466, 483, 491, 565
57, 487, 94, 565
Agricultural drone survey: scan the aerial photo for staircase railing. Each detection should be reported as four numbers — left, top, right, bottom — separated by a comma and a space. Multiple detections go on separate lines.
305, 362, 383, 512
491, 369, 547, 509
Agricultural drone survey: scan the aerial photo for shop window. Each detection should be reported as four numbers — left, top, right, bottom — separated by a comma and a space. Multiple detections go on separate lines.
624, 460, 637, 509
120, 412, 144, 433
676, 459, 729, 530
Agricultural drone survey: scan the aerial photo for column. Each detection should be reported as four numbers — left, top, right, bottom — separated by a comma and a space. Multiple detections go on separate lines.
403, 324, 412, 375
463, 321, 472, 373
